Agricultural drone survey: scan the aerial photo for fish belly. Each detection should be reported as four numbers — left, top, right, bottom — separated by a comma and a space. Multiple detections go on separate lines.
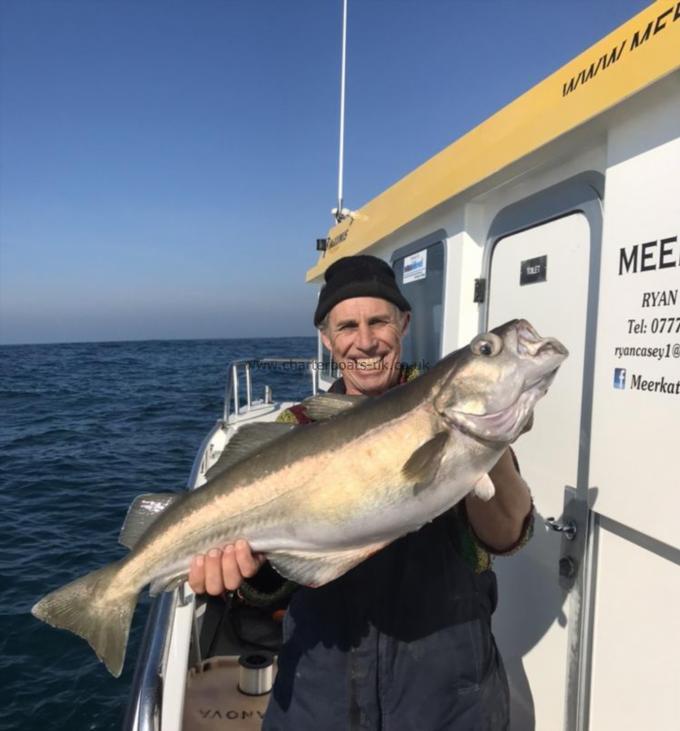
128, 405, 498, 591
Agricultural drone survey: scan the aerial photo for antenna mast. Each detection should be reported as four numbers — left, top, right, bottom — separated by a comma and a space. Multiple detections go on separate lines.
335, 0, 348, 223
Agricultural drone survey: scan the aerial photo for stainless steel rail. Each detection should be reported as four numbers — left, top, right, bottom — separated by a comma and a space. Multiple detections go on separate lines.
123, 356, 318, 730
123, 421, 222, 731
122, 591, 174, 731
222, 357, 319, 422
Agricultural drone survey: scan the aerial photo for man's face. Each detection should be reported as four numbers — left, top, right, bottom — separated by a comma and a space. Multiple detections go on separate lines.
320, 297, 410, 396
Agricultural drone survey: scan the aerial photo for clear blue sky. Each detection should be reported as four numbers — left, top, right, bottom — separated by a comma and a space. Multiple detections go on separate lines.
0, 0, 649, 344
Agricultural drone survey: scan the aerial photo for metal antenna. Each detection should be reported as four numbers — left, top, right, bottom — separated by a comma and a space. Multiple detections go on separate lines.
335, 0, 348, 223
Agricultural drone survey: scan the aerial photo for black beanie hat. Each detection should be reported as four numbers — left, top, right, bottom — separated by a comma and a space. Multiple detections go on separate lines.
314, 255, 412, 327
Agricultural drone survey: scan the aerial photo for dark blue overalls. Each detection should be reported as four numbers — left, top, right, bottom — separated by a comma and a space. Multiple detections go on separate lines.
263, 509, 510, 730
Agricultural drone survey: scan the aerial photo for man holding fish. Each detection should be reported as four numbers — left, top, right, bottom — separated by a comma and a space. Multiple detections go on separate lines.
34, 255, 566, 727
189, 256, 536, 729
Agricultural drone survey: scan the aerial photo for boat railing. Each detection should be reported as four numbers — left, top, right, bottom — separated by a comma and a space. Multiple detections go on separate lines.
124, 419, 222, 731
223, 357, 319, 422
122, 591, 174, 731
125, 357, 319, 731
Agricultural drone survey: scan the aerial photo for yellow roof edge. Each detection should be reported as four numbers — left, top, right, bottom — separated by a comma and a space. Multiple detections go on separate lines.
307, 2, 680, 282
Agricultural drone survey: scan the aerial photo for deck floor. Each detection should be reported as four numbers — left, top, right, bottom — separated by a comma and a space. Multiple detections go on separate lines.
183, 656, 276, 730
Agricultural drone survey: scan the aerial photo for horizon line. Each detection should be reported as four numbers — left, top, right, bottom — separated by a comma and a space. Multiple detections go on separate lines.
0, 332, 318, 348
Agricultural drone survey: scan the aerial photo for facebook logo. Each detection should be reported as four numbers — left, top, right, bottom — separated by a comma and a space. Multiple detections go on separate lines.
613, 368, 626, 389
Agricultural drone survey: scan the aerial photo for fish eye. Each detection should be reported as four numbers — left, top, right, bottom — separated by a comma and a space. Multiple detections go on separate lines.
470, 333, 502, 357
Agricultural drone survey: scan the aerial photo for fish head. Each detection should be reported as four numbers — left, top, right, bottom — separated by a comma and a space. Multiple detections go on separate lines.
433, 319, 568, 444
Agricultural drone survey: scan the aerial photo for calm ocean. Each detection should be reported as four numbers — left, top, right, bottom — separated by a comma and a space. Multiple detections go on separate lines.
0, 337, 316, 731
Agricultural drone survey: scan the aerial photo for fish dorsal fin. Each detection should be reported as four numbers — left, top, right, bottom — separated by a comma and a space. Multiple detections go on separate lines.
119, 492, 183, 549
402, 431, 449, 494
300, 393, 367, 421
205, 422, 296, 481
268, 542, 386, 588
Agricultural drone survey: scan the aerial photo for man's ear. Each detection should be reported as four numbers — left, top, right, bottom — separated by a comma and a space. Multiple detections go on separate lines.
400, 311, 411, 337
320, 329, 332, 352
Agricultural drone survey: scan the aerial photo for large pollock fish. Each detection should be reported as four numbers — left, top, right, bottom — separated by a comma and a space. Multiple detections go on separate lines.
32, 319, 567, 676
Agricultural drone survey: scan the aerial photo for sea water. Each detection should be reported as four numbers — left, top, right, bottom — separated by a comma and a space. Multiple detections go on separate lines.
0, 337, 316, 731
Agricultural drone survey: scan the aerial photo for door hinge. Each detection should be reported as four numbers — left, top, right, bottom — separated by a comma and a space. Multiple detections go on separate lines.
473, 278, 486, 303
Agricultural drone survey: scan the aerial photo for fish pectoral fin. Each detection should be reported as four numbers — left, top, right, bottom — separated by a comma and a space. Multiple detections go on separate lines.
119, 492, 185, 549
205, 423, 296, 480
472, 473, 495, 502
402, 431, 449, 494
300, 393, 367, 421
268, 543, 386, 588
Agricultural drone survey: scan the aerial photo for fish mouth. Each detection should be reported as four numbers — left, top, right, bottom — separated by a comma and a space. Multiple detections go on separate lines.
515, 320, 569, 359
447, 368, 559, 444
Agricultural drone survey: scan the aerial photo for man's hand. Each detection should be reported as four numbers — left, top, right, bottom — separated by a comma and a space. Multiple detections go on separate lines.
188, 540, 266, 595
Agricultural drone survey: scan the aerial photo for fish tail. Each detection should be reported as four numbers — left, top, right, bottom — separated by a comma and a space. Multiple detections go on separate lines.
31, 560, 138, 677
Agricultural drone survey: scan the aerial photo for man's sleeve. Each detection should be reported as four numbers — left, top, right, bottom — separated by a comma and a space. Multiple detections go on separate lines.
447, 448, 535, 573
460, 498, 535, 559
472, 447, 534, 556
275, 404, 312, 424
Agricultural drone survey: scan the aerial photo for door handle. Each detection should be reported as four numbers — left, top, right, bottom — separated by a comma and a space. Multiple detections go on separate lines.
546, 517, 577, 541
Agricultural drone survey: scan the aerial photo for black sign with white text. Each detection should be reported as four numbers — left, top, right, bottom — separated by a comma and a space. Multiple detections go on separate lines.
520, 255, 547, 285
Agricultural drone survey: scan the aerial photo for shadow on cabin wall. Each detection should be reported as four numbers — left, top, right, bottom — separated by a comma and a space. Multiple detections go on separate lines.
495, 489, 598, 731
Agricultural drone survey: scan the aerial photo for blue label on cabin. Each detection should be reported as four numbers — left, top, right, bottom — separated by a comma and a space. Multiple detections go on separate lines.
613, 368, 626, 390
520, 255, 547, 285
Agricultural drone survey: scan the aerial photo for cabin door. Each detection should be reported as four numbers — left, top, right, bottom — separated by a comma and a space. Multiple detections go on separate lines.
486, 212, 592, 731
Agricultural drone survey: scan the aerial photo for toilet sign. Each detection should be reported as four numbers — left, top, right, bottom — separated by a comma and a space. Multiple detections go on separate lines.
520, 255, 547, 285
